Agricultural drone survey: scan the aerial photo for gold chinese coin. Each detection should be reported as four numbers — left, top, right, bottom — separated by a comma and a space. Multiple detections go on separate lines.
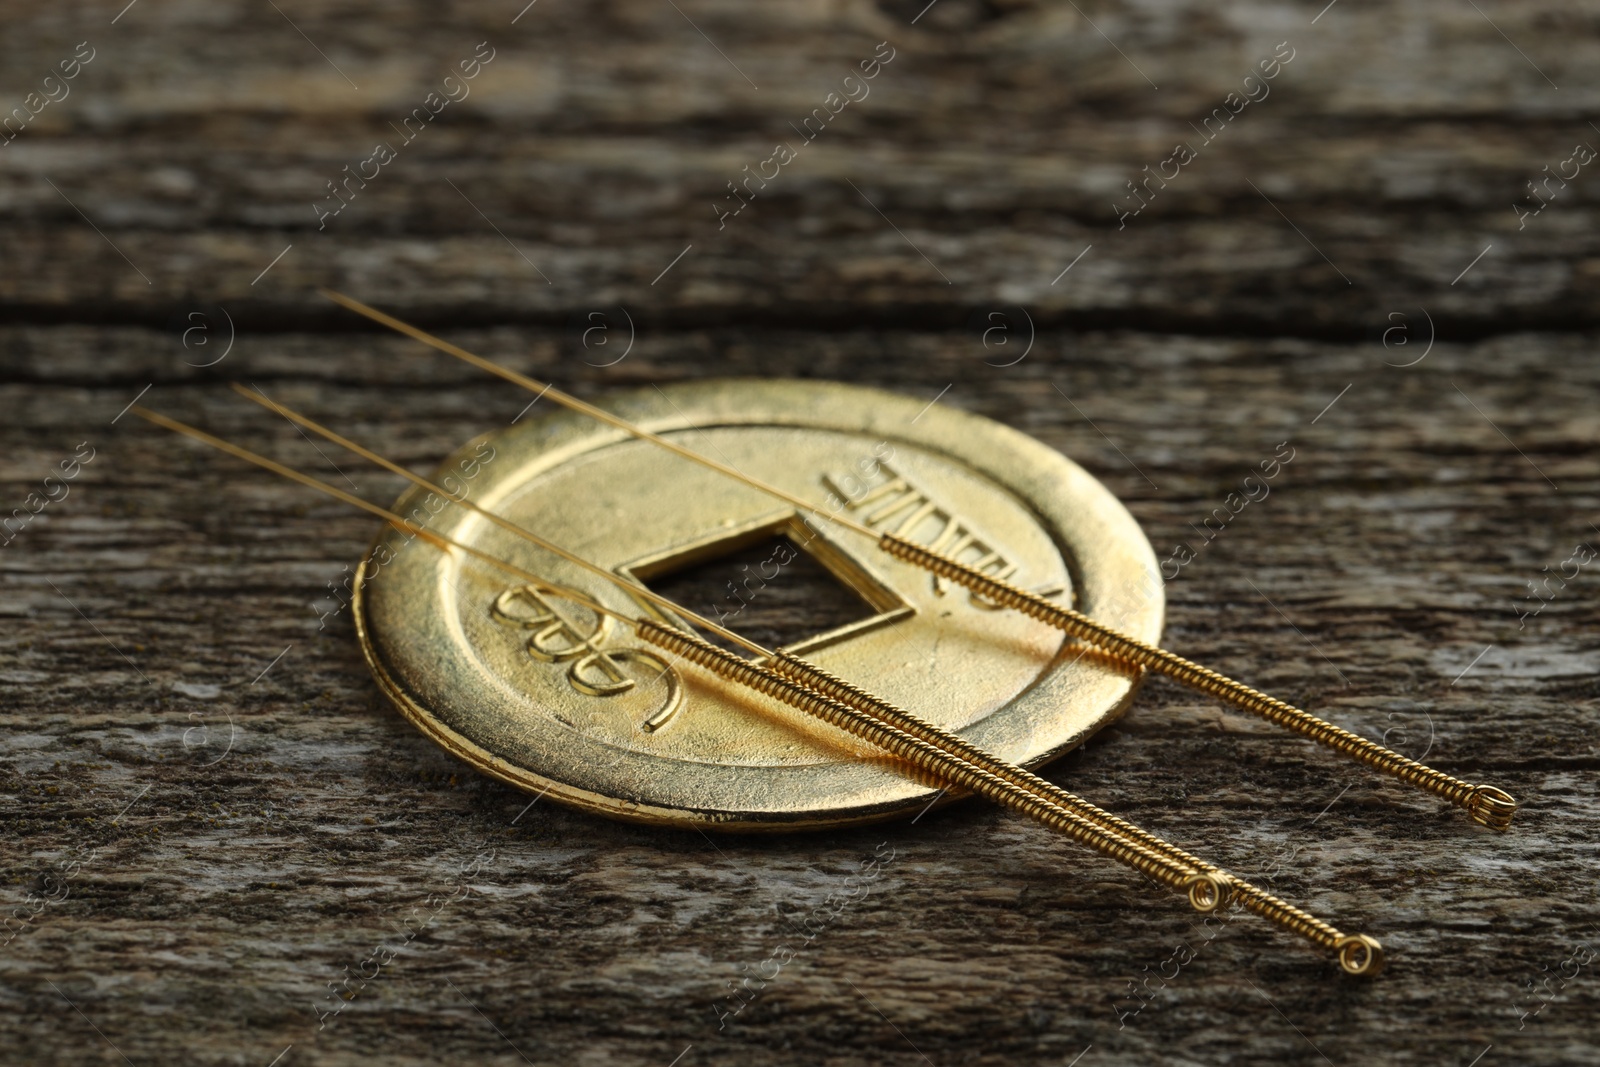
354, 379, 1162, 830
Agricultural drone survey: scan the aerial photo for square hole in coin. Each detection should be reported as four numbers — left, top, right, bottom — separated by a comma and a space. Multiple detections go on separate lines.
641, 534, 877, 652
622, 514, 915, 655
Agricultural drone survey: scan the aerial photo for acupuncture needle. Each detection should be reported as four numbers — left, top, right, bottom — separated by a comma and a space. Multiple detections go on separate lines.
133, 402, 1384, 975
317, 288, 1517, 832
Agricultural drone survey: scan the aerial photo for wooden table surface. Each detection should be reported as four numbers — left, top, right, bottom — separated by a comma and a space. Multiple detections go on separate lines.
3, 2, 1597, 1064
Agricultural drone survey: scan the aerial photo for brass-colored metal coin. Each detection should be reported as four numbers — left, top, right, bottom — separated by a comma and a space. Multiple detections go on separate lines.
353, 379, 1162, 830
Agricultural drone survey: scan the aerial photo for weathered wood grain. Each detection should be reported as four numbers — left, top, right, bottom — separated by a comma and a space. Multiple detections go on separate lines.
1, 1, 1598, 331
2, 1, 1598, 1066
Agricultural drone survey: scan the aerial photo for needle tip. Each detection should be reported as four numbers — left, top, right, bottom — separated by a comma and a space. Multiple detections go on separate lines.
318, 287, 362, 312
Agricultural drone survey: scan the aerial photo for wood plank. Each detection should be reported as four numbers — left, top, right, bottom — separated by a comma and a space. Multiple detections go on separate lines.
3, 326, 1596, 1064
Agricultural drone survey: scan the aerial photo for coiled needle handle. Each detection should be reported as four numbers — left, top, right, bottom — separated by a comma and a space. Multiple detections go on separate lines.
763, 649, 1383, 976
882, 535, 1517, 832
640, 621, 1384, 977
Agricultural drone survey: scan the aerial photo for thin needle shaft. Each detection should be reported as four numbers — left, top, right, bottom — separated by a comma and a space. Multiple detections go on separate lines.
318, 289, 1516, 830
130, 406, 612, 624
231, 383, 767, 658
317, 289, 877, 539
